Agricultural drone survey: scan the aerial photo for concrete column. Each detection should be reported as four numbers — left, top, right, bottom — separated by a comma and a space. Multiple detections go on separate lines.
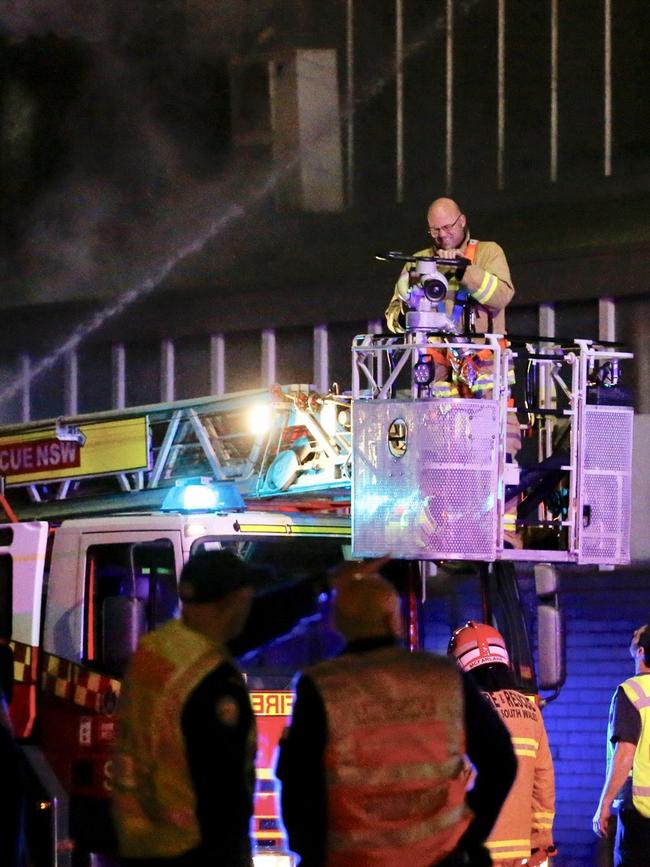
210, 334, 225, 396
261, 329, 276, 387
112, 344, 126, 409
313, 325, 329, 393
64, 350, 79, 416
160, 338, 175, 403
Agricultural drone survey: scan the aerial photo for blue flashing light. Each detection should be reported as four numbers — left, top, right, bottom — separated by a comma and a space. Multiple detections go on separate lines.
161, 477, 245, 513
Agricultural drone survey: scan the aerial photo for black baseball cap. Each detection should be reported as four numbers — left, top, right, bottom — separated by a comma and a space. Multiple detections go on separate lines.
178, 550, 265, 603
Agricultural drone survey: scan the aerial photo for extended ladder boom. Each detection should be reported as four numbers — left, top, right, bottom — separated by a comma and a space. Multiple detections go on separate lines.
0, 385, 352, 520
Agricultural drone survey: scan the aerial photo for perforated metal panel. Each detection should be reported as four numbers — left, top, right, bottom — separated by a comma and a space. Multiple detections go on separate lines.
577, 406, 633, 564
352, 399, 500, 560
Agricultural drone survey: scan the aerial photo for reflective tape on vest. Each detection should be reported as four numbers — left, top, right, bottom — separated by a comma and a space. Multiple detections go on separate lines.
329, 801, 468, 851
326, 755, 465, 788
624, 678, 650, 708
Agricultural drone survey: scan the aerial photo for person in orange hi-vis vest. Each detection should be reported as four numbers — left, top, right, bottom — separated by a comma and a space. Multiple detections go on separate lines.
277, 558, 517, 867
449, 621, 556, 867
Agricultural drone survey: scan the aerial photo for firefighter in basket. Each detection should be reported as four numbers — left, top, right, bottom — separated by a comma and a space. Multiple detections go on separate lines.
384, 197, 515, 399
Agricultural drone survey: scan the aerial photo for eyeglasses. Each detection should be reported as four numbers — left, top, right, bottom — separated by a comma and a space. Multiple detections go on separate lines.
428, 213, 462, 236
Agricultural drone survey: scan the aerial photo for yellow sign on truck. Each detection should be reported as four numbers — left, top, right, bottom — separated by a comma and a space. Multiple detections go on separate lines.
0, 416, 149, 484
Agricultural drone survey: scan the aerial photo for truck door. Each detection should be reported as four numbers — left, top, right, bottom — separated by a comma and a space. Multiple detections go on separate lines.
79, 533, 182, 678
38, 530, 183, 828
0, 521, 49, 737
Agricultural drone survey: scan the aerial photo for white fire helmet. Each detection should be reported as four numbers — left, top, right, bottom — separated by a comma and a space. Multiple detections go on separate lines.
448, 620, 510, 672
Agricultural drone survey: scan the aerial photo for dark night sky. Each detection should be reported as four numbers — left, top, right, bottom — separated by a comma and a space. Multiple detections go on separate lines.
0, 1, 506, 313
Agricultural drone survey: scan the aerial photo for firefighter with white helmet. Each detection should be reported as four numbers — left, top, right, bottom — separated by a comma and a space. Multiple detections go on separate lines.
449, 621, 556, 867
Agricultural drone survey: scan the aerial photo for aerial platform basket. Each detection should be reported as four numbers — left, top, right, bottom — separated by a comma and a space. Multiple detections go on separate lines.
351, 331, 633, 566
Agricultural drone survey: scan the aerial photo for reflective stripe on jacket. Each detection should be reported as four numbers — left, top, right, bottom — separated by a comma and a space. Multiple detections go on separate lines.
620, 675, 650, 818
420, 338, 514, 401
307, 646, 471, 867
481, 689, 555, 863
112, 619, 239, 858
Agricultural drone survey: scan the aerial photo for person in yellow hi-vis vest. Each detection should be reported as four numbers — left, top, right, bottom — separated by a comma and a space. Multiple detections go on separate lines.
594, 624, 650, 866
112, 550, 260, 867
449, 621, 556, 867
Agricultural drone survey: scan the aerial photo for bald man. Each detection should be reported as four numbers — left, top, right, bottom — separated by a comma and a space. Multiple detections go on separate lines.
277, 560, 516, 867
385, 197, 514, 336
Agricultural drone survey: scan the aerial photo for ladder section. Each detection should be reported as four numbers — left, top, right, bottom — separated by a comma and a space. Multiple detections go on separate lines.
0, 386, 353, 520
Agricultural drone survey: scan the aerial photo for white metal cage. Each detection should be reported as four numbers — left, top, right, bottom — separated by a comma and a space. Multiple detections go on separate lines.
351, 331, 634, 565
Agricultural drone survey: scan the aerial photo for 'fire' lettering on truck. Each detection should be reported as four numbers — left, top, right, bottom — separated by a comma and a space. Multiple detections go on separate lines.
250, 691, 294, 851
250, 691, 294, 717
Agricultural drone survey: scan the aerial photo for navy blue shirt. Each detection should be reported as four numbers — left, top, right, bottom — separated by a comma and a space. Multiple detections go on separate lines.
181, 660, 255, 867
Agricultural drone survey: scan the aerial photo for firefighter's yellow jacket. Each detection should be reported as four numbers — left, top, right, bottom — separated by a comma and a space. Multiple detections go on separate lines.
481, 688, 555, 864
385, 237, 515, 335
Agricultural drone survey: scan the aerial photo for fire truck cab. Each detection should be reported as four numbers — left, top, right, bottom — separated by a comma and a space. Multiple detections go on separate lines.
3, 502, 351, 866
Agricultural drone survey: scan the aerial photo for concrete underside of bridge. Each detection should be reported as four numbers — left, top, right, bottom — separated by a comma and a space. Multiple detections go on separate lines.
2, 181, 650, 352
